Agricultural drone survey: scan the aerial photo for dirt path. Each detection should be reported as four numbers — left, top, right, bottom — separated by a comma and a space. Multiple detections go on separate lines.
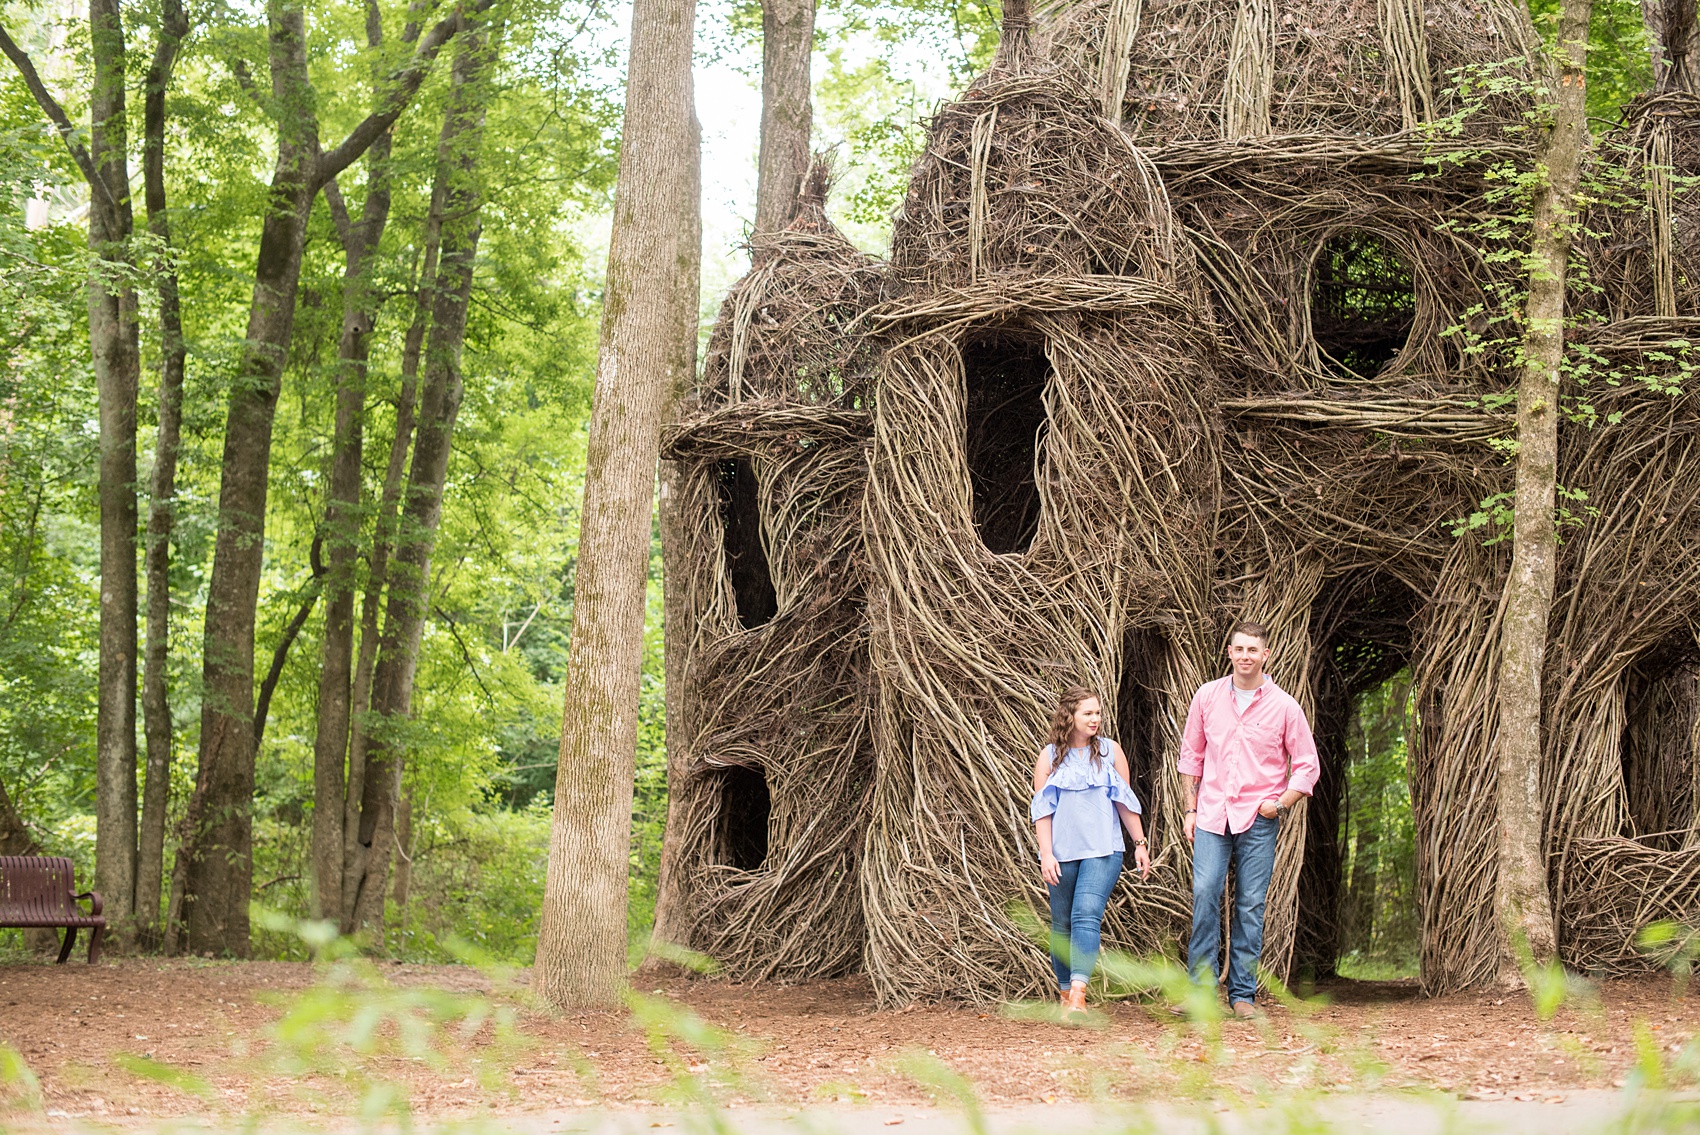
0, 960, 1695, 1125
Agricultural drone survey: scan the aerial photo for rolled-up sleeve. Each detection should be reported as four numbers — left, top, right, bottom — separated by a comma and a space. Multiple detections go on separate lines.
1177, 688, 1207, 777
1284, 702, 1320, 795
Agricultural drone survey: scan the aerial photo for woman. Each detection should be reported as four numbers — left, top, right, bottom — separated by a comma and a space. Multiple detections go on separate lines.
1031, 686, 1151, 1015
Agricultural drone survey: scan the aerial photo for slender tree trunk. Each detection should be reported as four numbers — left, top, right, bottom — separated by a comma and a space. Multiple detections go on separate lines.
345, 26, 493, 937
341, 297, 425, 911
177, 0, 469, 955
338, 166, 439, 915
752, 0, 814, 236
88, 0, 142, 938
253, 538, 325, 751
136, 0, 190, 945
1494, 0, 1590, 981
648, 461, 694, 951
535, 0, 701, 1008
311, 1, 399, 923
1345, 787, 1380, 952
391, 791, 413, 910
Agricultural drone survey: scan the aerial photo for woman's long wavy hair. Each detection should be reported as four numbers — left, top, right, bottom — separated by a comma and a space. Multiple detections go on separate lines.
1047, 686, 1103, 772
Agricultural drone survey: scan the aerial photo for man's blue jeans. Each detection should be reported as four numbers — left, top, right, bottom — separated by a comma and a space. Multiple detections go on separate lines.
1188, 815, 1279, 1005
1047, 851, 1123, 989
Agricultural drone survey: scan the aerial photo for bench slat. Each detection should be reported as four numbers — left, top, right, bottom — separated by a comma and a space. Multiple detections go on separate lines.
0, 856, 106, 963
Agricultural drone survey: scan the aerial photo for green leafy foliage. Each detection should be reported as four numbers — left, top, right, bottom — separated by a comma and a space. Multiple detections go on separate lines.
1337, 672, 1419, 978
1525, 0, 1653, 122
1424, 54, 1697, 545
0, 0, 640, 962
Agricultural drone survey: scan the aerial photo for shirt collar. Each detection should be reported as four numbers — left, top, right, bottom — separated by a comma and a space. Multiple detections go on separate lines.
1224, 675, 1275, 699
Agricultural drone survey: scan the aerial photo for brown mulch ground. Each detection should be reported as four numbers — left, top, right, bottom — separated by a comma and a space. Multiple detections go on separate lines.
0, 958, 1695, 1123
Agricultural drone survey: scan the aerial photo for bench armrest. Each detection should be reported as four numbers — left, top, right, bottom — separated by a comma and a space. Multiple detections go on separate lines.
75, 891, 103, 917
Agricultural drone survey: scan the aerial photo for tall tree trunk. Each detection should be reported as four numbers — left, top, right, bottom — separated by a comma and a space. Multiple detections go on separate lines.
752, 0, 814, 236
340, 267, 428, 911
1495, 0, 1590, 981
179, 1, 317, 952
136, 0, 190, 946
2, 0, 179, 945
344, 26, 493, 937
647, 461, 694, 952
176, 0, 471, 955
649, 0, 804, 949
88, 0, 142, 938
311, 0, 400, 924
535, 0, 701, 1008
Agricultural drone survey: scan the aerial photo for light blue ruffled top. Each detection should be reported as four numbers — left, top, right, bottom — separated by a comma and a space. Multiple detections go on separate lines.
1030, 737, 1142, 862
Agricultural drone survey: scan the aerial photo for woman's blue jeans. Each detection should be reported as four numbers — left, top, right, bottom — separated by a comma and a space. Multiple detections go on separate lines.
1188, 815, 1280, 1005
1046, 851, 1123, 989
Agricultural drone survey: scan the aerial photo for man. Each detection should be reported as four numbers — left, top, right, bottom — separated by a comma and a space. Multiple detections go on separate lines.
1177, 620, 1319, 1019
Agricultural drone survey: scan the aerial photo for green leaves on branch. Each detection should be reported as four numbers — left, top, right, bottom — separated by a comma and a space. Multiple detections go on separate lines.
1448, 484, 1596, 544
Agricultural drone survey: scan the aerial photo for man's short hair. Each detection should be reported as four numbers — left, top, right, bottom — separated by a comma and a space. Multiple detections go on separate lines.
1229, 620, 1270, 646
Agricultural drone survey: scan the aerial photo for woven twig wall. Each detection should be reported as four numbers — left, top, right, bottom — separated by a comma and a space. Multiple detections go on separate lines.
653, 0, 1700, 1003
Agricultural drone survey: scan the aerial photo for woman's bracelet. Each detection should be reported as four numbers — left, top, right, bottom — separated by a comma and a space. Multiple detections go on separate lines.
1132, 838, 1147, 846
1184, 808, 1197, 814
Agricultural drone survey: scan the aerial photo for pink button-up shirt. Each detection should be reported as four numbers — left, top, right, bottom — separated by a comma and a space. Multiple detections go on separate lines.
1178, 676, 1319, 836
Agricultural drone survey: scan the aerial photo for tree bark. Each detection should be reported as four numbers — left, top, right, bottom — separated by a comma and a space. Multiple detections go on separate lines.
752, 0, 814, 237
534, 0, 701, 1008
344, 25, 494, 938
341, 268, 427, 913
1494, 0, 1590, 981
178, 0, 318, 953
136, 0, 191, 945
179, 0, 470, 956
1, 0, 144, 933
87, 0, 144, 939
647, 461, 694, 952
310, 0, 402, 925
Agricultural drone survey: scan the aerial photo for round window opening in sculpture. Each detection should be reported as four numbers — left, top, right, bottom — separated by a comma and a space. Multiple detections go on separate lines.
961, 329, 1051, 555
1309, 232, 1418, 379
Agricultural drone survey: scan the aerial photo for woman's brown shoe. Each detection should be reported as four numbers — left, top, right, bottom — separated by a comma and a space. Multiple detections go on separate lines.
1065, 986, 1089, 1015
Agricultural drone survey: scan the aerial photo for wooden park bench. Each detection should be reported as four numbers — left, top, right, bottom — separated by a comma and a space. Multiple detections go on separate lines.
0, 856, 105, 963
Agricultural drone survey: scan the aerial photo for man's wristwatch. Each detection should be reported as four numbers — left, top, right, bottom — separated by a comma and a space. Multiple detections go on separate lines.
1274, 800, 1290, 819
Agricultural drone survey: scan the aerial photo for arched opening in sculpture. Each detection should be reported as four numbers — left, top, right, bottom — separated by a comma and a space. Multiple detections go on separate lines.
709, 763, 772, 870
1309, 232, 1418, 380
716, 458, 778, 629
961, 328, 1050, 555
1296, 574, 1422, 980
1621, 632, 1700, 850
1115, 626, 1169, 828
